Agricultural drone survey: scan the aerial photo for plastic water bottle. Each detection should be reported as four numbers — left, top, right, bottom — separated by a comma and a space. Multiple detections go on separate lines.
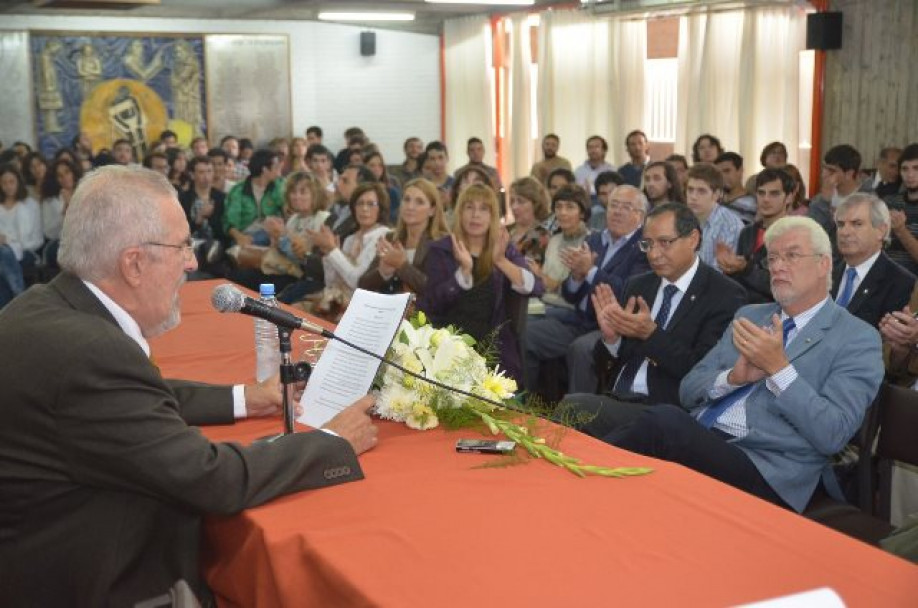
255, 283, 281, 382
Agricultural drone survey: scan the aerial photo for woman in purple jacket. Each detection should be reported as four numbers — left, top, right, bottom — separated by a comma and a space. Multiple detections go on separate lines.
417, 183, 543, 383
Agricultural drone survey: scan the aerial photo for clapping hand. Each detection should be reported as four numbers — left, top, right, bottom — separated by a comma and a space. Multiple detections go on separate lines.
560, 242, 595, 281
591, 283, 623, 343
608, 295, 657, 340
377, 238, 407, 275
715, 241, 746, 274
729, 315, 786, 383
451, 234, 473, 278
308, 225, 339, 254
879, 305, 918, 353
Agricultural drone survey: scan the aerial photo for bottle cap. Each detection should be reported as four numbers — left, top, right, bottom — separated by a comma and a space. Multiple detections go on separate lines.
259, 283, 276, 297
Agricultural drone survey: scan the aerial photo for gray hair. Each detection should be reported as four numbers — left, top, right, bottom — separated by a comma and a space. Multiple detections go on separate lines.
59, 165, 173, 282
834, 192, 891, 244
764, 216, 832, 290
613, 184, 650, 214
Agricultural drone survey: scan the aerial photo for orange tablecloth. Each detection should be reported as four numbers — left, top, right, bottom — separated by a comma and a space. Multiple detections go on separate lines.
152, 280, 918, 607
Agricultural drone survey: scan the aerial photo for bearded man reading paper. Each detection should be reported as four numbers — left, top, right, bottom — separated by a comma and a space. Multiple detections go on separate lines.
0, 166, 378, 606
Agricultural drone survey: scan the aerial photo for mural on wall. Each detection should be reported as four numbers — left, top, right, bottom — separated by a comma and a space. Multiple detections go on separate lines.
31, 34, 206, 159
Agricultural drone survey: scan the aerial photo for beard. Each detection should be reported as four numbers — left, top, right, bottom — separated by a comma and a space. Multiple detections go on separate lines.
146, 275, 185, 338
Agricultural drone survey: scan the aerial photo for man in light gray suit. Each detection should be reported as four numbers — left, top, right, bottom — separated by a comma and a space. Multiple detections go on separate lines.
604, 216, 883, 512
0, 165, 379, 606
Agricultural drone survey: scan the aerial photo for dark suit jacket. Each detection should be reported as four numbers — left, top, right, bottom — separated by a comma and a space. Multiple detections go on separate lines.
0, 273, 362, 607
358, 232, 434, 295
561, 228, 650, 330
598, 260, 747, 406
178, 187, 228, 246
830, 251, 916, 328
726, 220, 773, 304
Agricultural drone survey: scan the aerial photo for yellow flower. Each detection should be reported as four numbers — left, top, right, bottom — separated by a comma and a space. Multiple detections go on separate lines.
480, 371, 517, 400
406, 403, 438, 430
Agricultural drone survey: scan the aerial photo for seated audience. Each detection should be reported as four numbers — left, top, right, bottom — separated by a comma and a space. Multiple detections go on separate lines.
643, 161, 684, 208
418, 184, 543, 383
870, 146, 902, 199
179, 156, 228, 277
605, 216, 883, 514
166, 147, 191, 194
559, 203, 745, 435
528, 185, 591, 314
665, 154, 689, 194
308, 182, 391, 320
715, 152, 757, 224
0, 165, 39, 305
458, 137, 502, 190
685, 163, 743, 272
507, 176, 551, 266
574, 135, 615, 194
420, 141, 455, 204
618, 130, 650, 188
40, 158, 83, 269
449, 164, 496, 225
288, 137, 309, 174
831, 193, 915, 328
364, 150, 402, 224
22, 152, 47, 200
530, 133, 572, 186
224, 149, 285, 249
886, 143, 918, 275
306, 144, 337, 194
143, 151, 170, 177
325, 164, 376, 239
717, 168, 794, 303
783, 163, 809, 215
808, 144, 868, 259
207, 148, 236, 194
691, 133, 724, 164
389, 137, 423, 187
589, 170, 626, 233
744, 141, 788, 194
527, 184, 650, 395
359, 177, 449, 296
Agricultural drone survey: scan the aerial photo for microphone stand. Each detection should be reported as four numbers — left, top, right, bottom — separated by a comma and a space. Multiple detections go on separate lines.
259, 325, 312, 443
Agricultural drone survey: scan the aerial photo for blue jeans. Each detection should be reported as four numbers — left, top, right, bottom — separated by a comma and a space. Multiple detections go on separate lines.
0, 245, 24, 307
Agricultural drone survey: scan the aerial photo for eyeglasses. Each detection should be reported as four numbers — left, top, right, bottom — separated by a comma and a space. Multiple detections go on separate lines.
143, 237, 195, 261
355, 200, 379, 208
763, 251, 822, 269
608, 201, 641, 213
638, 235, 684, 252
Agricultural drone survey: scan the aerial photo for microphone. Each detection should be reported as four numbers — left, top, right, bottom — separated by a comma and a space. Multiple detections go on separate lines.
211, 284, 333, 338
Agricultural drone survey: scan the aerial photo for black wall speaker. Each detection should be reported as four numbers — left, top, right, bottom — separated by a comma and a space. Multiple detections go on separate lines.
360, 31, 376, 57
806, 12, 843, 50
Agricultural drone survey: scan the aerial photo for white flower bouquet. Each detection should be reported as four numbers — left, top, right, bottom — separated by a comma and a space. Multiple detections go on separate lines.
374, 313, 653, 478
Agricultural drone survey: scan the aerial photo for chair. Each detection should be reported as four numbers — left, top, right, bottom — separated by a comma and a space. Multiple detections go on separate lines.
804, 383, 918, 545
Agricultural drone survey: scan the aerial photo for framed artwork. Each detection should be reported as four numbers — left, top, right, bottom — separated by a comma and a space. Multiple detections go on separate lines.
30, 33, 206, 158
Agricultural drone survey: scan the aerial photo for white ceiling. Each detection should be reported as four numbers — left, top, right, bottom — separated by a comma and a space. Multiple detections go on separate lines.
2, 1, 574, 35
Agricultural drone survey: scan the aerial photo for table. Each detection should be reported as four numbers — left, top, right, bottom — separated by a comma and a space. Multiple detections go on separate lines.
151, 280, 918, 607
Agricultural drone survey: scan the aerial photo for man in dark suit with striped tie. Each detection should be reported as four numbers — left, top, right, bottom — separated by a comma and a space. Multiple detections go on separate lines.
559, 203, 746, 436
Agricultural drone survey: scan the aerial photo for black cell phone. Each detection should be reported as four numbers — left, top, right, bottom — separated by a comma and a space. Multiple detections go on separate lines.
455, 439, 517, 454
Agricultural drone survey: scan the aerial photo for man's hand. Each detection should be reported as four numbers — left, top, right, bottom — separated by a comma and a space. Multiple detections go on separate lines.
715, 241, 746, 274
731, 315, 788, 378
608, 296, 657, 340
890, 209, 907, 232
322, 395, 379, 455
560, 242, 595, 281
243, 373, 305, 418
880, 306, 918, 352
591, 283, 622, 343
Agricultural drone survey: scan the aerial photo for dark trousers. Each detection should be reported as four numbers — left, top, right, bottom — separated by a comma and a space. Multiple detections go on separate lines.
604, 404, 790, 509
556, 393, 648, 439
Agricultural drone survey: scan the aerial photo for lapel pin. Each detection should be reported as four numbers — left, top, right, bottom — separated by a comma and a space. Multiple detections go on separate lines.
690, 295, 696, 302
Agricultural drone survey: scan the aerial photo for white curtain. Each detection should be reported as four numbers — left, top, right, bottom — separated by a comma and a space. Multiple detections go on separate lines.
504, 15, 534, 186
537, 10, 646, 169
675, 6, 806, 168
443, 16, 494, 174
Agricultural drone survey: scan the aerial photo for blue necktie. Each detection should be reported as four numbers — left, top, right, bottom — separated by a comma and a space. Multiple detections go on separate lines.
697, 317, 796, 429
612, 284, 679, 394
836, 267, 858, 308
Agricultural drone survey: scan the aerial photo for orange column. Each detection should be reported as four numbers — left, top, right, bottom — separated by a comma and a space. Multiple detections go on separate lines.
491, 16, 505, 179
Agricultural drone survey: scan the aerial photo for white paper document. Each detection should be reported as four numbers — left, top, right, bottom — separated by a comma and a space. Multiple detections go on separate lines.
299, 289, 410, 428
735, 587, 845, 608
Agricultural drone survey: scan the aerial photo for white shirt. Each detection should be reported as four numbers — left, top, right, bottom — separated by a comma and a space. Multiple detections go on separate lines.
706, 297, 830, 437
606, 256, 700, 395
83, 280, 247, 419
836, 250, 881, 304
42, 196, 66, 240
